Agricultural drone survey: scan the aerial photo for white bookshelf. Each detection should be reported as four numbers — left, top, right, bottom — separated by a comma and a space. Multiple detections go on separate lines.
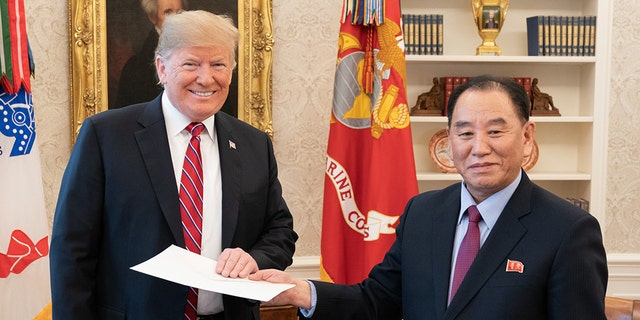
403, 0, 611, 223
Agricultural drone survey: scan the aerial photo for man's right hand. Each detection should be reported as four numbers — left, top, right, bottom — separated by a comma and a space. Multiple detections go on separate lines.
250, 269, 312, 309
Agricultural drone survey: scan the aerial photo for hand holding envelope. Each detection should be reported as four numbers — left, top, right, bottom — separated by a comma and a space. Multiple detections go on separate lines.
130, 245, 295, 302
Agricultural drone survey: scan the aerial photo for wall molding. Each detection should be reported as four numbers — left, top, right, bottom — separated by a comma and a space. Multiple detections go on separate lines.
285, 254, 640, 299
607, 253, 640, 299
287, 256, 321, 280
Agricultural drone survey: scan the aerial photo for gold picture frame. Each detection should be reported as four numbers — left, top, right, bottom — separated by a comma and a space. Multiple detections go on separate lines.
68, 0, 274, 144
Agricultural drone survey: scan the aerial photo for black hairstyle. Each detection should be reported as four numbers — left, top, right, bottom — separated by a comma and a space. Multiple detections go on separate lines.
446, 75, 530, 126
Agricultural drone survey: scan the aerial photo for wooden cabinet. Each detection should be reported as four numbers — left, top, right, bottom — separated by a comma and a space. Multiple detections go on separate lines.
260, 305, 298, 320
403, 0, 610, 222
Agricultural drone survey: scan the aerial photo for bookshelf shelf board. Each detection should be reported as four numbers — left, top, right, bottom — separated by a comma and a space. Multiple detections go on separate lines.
405, 55, 596, 64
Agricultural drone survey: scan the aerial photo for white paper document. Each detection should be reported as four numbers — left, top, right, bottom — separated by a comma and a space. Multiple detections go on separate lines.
130, 245, 294, 301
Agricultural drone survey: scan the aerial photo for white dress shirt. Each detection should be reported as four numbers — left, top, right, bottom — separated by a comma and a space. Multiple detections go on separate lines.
162, 93, 224, 314
448, 171, 522, 300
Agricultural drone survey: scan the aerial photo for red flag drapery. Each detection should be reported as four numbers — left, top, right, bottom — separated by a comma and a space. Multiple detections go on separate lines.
321, 0, 418, 284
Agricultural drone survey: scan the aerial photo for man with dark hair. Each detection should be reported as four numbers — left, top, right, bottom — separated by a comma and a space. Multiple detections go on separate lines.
252, 75, 607, 320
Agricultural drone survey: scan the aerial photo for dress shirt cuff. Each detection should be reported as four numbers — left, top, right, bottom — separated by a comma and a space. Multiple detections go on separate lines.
299, 280, 317, 318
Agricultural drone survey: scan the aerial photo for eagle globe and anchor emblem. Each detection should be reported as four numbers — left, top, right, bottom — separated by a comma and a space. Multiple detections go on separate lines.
332, 29, 410, 137
327, 26, 411, 241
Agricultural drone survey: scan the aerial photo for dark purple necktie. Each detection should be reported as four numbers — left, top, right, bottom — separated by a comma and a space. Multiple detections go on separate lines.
450, 205, 482, 302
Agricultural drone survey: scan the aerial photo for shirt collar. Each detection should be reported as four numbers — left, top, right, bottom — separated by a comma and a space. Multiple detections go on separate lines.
161, 92, 215, 141
458, 171, 522, 230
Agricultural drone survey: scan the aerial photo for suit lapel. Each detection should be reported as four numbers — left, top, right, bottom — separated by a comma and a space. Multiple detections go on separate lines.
214, 113, 240, 248
134, 97, 185, 246
432, 186, 461, 317
444, 174, 533, 319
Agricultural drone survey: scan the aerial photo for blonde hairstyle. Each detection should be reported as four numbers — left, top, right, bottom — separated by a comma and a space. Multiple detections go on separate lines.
155, 10, 238, 69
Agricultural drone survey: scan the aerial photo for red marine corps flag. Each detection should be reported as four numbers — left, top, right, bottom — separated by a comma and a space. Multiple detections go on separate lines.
321, 0, 418, 284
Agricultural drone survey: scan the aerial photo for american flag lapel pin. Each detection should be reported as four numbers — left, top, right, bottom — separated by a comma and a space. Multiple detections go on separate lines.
229, 140, 236, 150
505, 259, 524, 273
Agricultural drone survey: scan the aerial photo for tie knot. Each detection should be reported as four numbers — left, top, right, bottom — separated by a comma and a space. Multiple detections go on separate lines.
467, 205, 482, 223
186, 122, 204, 137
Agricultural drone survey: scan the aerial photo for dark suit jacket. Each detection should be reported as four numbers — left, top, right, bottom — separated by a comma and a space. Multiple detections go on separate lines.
311, 173, 607, 319
50, 96, 298, 319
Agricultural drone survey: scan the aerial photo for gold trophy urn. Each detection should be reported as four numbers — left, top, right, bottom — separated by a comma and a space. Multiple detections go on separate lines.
471, 0, 509, 56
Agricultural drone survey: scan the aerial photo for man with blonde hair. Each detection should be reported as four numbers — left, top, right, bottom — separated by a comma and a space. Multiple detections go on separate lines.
51, 11, 298, 319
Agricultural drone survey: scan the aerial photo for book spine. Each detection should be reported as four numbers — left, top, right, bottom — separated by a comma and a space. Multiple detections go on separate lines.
578, 16, 585, 56
561, 16, 569, 56
413, 15, 425, 54
522, 77, 532, 104
424, 14, 432, 55
440, 77, 454, 116
566, 16, 572, 56
583, 16, 591, 57
570, 16, 578, 56
404, 14, 413, 54
402, 14, 409, 54
453, 77, 462, 92
538, 17, 545, 56
514, 77, 524, 88
426, 14, 432, 55
526, 16, 543, 56
412, 15, 424, 55
416, 14, 422, 55
589, 16, 596, 56
513, 77, 524, 101
432, 14, 438, 55
548, 16, 557, 56
437, 14, 443, 55
543, 16, 550, 56
553, 16, 562, 56
407, 14, 415, 55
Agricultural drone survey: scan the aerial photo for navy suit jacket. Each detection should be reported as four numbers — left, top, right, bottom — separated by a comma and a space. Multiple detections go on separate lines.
50, 96, 297, 319
311, 173, 607, 319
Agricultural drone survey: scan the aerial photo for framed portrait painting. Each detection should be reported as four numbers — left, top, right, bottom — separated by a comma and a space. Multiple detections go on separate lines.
481, 6, 500, 30
69, 0, 274, 143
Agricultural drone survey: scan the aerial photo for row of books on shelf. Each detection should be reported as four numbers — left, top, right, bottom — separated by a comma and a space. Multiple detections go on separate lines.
526, 15, 597, 57
566, 197, 590, 212
412, 76, 532, 116
402, 14, 443, 56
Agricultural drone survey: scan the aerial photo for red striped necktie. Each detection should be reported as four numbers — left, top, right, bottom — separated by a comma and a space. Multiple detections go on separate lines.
179, 122, 205, 320
449, 205, 482, 303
